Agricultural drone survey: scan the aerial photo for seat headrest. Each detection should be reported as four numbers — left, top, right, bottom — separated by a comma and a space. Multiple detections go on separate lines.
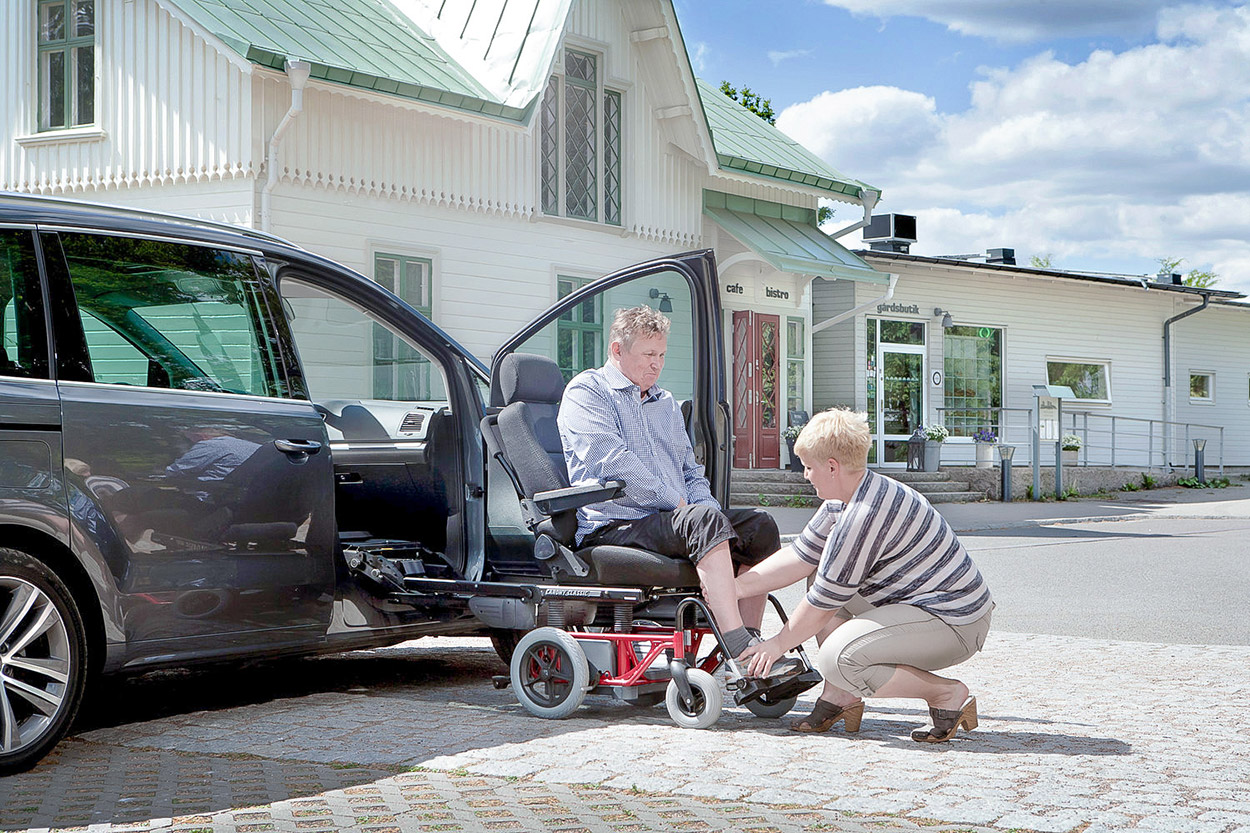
499, 353, 566, 405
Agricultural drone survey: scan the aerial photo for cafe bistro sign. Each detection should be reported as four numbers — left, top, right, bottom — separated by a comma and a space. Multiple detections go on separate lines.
722, 282, 793, 302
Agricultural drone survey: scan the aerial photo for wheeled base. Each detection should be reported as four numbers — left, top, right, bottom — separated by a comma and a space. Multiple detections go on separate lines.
504, 595, 820, 728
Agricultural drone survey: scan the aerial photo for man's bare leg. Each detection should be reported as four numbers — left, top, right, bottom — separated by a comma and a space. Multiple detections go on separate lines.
695, 541, 744, 633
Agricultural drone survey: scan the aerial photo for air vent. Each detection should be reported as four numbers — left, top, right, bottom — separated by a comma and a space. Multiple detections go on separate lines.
400, 412, 426, 433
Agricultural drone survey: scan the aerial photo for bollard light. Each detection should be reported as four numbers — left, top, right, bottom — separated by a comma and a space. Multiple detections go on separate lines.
997, 444, 1015, 501
1193, 438, 1207, 483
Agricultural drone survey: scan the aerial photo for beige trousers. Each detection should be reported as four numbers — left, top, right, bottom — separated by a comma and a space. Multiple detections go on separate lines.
815, 595, 993, 698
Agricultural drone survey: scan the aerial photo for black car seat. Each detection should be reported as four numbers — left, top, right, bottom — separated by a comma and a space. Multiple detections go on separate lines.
483, 353, 699, 589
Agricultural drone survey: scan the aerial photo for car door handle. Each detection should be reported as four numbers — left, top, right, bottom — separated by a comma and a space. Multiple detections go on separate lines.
274, 438, 323, 456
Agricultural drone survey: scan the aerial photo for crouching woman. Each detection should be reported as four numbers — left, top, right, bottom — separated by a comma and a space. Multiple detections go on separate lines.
737, 408, 993, 743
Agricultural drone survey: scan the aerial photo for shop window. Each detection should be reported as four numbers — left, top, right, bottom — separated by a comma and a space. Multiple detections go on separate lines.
556, 276, 603, 383
1189, 372, 1214, 403
38, 0, 95, 131
944, 325, 1002, 438
540, 49, 623, 225
1046, 359, 1110, 403
374, 254, 434, 400
865, 318, 877, 465
785, 317, 804, 414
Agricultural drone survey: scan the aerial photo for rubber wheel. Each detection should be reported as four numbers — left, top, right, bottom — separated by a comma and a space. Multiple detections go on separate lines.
0, 549, 89, 775
509, 627, 589, 719
489, 628, 525, 666
665, 668, 722, 729
744, 690, 798, 718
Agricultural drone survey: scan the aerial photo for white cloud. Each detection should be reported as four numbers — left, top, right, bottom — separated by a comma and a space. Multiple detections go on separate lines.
688, 41, 709, 74
783, 4, 1250, 294
767, 48, 813, 66
820, 0, 1177, 42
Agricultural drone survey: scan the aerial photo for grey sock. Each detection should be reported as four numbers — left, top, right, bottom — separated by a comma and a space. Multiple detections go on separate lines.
721, 626, 757, 658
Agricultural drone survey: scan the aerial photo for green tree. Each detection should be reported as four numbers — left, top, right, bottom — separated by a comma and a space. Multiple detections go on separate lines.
1029, 253, 1054, 268
719, 81, 776, 125
1158, 256, 1219, 288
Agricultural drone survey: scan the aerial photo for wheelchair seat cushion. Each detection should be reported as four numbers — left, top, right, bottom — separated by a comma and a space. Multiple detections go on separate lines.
574, 545, 700, 588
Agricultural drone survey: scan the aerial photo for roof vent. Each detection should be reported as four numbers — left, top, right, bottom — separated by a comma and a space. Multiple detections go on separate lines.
863, 213, 917, 254
1156, 270, 1183, 285
400, 412, 426, 433
986, 248, 1015, 266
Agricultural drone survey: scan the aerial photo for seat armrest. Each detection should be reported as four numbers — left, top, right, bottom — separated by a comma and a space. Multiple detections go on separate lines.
533, 480, 625, 514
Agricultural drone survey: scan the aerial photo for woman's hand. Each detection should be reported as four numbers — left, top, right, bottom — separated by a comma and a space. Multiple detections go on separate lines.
738, 636, 785, 678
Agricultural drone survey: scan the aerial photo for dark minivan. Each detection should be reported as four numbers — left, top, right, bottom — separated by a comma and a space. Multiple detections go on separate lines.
0, 193, 731, 772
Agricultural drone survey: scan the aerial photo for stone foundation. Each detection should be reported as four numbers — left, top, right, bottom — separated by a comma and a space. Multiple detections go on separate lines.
954, 465, 1187, 500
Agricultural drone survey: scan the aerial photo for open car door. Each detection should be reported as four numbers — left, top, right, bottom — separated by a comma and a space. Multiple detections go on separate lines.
483, 250, 730, 578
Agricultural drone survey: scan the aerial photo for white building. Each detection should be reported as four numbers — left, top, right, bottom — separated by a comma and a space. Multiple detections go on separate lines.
2, 0, 891, 472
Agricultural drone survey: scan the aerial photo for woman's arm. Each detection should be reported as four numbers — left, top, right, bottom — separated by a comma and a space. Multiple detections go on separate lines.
734, 546, 815, 598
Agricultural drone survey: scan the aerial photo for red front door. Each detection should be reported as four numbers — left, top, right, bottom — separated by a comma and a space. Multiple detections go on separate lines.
732, 310, 781, 469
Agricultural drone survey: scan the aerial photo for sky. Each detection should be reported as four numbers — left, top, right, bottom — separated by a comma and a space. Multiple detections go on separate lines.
673, 0, 1250, 295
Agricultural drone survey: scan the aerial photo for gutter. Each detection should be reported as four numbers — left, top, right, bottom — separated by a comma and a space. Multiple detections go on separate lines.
260, 59, 311, 233
1161, 293, 1211, 462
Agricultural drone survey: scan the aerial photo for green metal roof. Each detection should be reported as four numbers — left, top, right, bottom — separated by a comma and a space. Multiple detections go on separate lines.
704, 192, 888, 284
169, 0, 570, 121
695, 79, 877, 201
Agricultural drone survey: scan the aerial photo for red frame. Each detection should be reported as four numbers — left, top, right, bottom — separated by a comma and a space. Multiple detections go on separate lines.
571, 625, 722, 688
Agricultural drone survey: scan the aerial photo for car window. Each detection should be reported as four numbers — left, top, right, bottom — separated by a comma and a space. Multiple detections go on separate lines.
57, 233, 287, 397
0, 229, 50, 379
280, 277, 449, 405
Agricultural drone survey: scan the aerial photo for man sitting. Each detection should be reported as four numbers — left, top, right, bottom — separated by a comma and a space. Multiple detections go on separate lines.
557, 304, 791, 666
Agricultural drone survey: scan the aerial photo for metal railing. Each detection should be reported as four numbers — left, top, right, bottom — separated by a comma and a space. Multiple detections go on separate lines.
934, 406, 1225, 473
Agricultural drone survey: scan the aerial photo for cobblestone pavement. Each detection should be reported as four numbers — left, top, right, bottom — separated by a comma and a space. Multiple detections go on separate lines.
1, 630, 1248, 833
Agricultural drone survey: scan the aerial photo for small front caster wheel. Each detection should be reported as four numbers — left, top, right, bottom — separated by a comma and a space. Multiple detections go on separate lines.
510, 627, 589, 719
665, 668, 722, 729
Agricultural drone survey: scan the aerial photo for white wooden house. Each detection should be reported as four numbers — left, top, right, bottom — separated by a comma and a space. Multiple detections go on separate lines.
2, 0, 892, 471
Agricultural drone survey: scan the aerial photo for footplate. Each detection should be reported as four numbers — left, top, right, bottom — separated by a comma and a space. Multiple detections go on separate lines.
732, 668, 822, 707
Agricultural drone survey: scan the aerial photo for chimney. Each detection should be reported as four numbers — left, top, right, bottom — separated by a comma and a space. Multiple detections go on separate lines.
863, 213, 917, 254
986, 248, 1015, 265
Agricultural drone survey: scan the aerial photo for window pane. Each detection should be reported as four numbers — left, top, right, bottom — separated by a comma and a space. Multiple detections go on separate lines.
943, 325, 1002, 438
73, 0, 94, 36
282, 278, 448, 404
1046, 361, 1109, 400
604, 90, 621, 226
59, 234, 283, 396
787, 318, 804, 359
760, 319, 777, 429
40, 3, 66, 41
75, 44, 93, 125
1190, 374, 1210, 399
375, 257, 397, 292
540, 75, 560, 215
42, 51, 66, 129
0, 231, 51, 379
564, 83, 596, 220
879, 319, 924, 345
565, 50, 596, 84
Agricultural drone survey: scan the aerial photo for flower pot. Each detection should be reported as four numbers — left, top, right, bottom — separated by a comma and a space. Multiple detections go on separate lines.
785, 439, 803, 472
923, 441, 942, 472
975, 442, 996, 469
1061, 449, 1079, 466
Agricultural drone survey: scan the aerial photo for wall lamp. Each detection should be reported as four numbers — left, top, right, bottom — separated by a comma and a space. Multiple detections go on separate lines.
933, 307, 954, 329
649, 288, 673, 313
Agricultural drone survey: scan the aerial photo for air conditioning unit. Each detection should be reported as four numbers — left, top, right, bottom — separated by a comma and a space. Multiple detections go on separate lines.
863, 213, 917, 243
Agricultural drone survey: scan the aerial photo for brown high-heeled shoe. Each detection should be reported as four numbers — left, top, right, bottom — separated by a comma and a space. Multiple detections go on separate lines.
789, 699, 864, 733
911, 696, 977, 743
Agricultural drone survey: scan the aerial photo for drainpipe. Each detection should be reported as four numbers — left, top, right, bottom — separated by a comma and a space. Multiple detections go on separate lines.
260, 59, 312, 233
826, 189, 879, 242
811, 272, 898, 335
1161, 293, 1210, 464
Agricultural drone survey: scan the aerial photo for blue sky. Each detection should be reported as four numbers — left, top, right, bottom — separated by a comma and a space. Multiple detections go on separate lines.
673, 1, 1250, 294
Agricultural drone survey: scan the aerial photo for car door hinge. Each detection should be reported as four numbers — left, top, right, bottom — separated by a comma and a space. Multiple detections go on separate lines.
467, 484, 485, 499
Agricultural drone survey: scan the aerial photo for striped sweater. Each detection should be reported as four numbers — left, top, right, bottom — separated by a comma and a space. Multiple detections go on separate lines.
792, 470, 992, 624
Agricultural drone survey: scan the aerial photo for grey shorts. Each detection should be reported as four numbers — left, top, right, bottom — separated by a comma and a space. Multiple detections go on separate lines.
816, 595, 994, 697
584, 504, 780, 568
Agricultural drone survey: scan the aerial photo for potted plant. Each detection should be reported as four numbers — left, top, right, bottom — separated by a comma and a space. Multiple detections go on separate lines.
783, 424, 803, 472
1061, 433, 1082, 465
922, 423, 948, 472
973, 427, 998, 469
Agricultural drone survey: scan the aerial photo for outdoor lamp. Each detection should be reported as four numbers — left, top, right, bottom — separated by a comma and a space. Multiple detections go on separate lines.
907, 428, 925, 472
1193, 438, 1207, 483
649, 288, 673, 313
997, 444, 1015, 502
933, 307, 954, 328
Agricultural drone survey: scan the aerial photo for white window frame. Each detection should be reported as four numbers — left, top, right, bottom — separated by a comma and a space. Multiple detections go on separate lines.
1189, 370, 1215, 404
1045, 357, 1112, 405
539, 46, 623, 227
36, 0, 98, 132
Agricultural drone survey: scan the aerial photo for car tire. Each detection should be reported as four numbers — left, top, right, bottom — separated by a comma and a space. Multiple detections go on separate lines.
0, 548, 89, 775
489, 628, 525, 666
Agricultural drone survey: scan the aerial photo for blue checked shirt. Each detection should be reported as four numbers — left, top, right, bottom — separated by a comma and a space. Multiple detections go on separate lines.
557, 363, 718, 544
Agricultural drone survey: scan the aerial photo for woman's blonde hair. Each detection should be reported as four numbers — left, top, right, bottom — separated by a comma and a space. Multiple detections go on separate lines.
793, 407, 871, 471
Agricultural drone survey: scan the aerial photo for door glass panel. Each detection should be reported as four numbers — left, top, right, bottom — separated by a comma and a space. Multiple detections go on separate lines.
58, 233, 285, 396
882, 352, 923, 436
879, 319, 925, 345
0, 230, 50, 379
865, 319, 877, 464
760, 319, 777, 429
281, 278, 448, 405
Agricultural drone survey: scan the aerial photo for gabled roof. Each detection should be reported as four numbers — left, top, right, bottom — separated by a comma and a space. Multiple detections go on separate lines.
695, 79, 877, 203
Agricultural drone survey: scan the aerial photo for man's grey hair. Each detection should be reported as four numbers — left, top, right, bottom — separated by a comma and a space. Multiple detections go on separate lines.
609, 305, 671, 350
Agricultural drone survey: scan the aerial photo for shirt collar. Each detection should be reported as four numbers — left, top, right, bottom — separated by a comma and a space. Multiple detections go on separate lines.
602, 362, 662, 401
